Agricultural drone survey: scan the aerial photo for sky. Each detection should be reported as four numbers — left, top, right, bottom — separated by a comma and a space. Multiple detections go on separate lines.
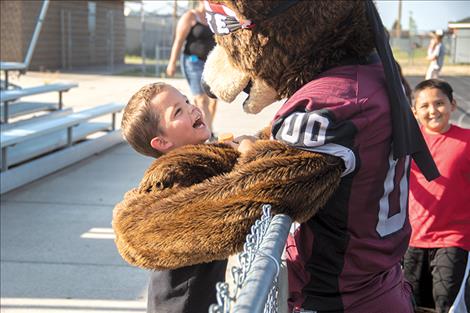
375, 0, 470, 32
127, 1, 470, 33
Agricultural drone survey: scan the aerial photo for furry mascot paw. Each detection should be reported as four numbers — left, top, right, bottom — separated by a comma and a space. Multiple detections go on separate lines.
113, 141, 342, 269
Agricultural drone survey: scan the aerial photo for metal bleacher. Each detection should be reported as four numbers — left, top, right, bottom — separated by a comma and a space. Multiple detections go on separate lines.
0, 0, 124, 194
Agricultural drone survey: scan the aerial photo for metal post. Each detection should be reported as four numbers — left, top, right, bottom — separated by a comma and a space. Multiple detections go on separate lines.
61, 9, 66, 68
24, 0, 50, 69
140, 3, 146, 75
68, 11, 72, 69
3, 101, 9, 124
4, 70, 9, 90
107, 10, 115, 72
58, 92, 63, 110
232, 214, 291, 313
155, 46, 160, 76
111, 113, 116, 131
67, 127, 73, 146
1, 147, 7, 172
172, 0, 177, 40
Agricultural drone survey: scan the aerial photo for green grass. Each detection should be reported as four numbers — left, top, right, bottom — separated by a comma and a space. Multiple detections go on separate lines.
125, 55, 157, 64
119, 56, 185, 78
392, 47, 429, 66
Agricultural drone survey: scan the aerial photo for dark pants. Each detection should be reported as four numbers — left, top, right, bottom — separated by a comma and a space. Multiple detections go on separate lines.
403, 246, 469, 313
147, 260, 227, 313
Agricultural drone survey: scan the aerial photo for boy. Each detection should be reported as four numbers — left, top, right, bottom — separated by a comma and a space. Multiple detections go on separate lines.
404, 79, 470, 313
121, 82, 212, 157
120, 82, 227, 313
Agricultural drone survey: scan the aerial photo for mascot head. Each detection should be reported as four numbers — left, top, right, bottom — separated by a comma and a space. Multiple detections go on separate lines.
202, 0, 375, 113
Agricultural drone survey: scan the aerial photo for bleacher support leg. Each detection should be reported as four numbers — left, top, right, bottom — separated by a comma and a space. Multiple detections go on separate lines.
58, 92, 63, 110
67, 127, 72, 146
1, 147, 7, 172
112, 113, 116, 130
3, 101, 9, 123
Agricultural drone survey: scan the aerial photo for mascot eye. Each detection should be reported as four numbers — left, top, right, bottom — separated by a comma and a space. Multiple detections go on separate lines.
156, 182, 165, 190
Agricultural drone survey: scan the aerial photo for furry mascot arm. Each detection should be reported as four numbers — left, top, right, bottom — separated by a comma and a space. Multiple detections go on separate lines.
113, 140, 343, 270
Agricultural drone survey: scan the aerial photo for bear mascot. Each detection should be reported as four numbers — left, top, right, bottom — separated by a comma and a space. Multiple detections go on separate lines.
113, 1, 439, 312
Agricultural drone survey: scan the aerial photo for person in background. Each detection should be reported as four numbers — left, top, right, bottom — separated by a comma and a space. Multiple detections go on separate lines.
425, 30, 445, 79
404, 79, 470, 313
166, 0, 217, 136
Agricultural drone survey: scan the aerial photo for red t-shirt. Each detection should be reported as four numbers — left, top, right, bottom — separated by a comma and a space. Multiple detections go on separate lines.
409, 124, 470, 250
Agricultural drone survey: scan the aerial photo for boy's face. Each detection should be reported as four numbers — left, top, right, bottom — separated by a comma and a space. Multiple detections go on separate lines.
413, 87, 456, 135
151, 86, 211, 152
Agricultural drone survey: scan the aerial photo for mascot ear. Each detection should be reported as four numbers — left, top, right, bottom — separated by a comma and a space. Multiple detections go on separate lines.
150, 136, 174, 153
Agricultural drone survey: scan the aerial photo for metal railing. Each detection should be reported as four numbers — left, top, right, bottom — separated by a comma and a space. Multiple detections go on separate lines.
209, 205, 292, 313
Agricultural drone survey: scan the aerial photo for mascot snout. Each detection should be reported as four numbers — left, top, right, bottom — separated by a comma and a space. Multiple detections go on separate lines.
201, 78, 217, 99
202, 46, 278, 114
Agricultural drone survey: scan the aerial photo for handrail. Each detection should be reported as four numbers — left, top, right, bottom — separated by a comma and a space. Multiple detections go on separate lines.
232, 214, 291, 313
23, 0, 50, 70
209, 205, 292, 313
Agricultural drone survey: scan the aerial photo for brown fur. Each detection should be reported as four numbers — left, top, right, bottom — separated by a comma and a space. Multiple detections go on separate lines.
203, 0, 375, 113
218, 0, 374, 97
113, 141, 343, 269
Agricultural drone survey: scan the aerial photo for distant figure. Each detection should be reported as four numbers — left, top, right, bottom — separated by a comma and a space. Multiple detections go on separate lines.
404, 79, 470, 313
166, 0, 217, 135
425, 30, 445, 79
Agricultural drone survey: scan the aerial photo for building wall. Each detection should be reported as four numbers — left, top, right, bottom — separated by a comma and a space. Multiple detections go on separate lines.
1, 0, 125, 70
0, 1, 23, 62
453, 29, 470, 63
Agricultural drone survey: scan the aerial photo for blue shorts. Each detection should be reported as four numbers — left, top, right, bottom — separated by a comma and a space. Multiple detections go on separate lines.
180, 54, 205, 96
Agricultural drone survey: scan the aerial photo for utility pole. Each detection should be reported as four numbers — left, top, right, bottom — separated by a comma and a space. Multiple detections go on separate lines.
172, 0, 177, 40
141, 1, 146, 75
396, 0, 402, 38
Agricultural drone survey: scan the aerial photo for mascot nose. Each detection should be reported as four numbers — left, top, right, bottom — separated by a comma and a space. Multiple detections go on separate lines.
201, 79, 218, 99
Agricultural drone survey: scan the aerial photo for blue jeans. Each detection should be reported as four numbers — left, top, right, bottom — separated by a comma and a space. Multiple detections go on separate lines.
180, 54, 205, 96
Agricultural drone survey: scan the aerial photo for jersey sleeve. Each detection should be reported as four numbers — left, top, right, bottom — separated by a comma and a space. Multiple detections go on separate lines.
272, 107, 357, 177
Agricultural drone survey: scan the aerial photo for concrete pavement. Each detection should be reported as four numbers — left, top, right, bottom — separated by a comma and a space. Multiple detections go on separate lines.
1, 71, 469, 313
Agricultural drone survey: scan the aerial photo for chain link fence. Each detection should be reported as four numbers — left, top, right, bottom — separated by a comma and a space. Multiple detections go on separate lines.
390, 34, 470, 65
209, 205, 292, 313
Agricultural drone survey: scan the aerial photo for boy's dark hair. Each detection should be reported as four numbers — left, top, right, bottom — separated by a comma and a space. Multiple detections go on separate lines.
412, 79, 453, 106
121, 82, 169, 158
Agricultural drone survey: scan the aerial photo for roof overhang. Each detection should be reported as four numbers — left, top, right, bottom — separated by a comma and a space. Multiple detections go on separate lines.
448, 23, 470, 29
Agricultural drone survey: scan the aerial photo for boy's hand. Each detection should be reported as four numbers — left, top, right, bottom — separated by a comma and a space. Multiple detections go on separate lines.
236, 137, 256, 155
226, 136, 256, 155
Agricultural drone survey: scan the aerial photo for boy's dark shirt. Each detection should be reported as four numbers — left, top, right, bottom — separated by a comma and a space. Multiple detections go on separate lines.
147, 260, 227, 313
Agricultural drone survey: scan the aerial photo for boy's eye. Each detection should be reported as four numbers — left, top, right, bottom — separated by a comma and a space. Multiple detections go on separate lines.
185, 99, 190, 105
175, 108, 182, 116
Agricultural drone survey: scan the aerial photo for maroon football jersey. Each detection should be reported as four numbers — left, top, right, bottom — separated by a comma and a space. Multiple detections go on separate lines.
273, 63, 413, 313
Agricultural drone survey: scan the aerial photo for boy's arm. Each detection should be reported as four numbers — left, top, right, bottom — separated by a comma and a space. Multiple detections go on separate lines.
112, 140, 343, 270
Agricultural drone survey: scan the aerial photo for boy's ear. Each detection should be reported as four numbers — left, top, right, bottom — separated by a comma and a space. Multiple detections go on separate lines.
150, 136, 174, 153
451, 99, 457, 111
